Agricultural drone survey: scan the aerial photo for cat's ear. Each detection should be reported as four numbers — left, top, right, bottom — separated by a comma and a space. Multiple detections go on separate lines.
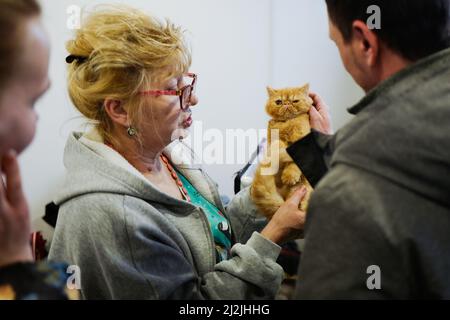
300, 83, 310, 93
266, 86, 276, 97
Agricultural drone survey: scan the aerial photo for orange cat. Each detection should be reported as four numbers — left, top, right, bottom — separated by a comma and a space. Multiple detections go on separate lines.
251, 84, 314, 219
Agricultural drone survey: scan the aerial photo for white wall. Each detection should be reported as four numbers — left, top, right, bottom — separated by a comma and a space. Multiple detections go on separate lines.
26, 0, 363, 236
271, 0, 363, 129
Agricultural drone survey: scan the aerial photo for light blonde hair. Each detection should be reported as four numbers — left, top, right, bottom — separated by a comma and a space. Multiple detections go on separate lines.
66, 5, 191, 144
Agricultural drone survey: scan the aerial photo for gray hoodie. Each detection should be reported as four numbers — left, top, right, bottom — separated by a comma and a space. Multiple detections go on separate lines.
48, 130, 283, 300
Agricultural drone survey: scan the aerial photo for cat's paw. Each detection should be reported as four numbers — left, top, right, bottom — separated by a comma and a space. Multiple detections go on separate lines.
281, 165, 301, 186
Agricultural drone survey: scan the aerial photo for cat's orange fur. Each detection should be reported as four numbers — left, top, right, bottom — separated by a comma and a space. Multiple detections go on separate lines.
251, 84, 314, 219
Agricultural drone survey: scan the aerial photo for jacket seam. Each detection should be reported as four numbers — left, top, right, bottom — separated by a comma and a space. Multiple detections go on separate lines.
122, 195, 159, 299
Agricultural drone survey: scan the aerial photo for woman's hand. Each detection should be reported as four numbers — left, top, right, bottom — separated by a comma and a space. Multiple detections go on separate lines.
261, 187, 307, 245
0, 150, 33, 267
309, 92, 333, 135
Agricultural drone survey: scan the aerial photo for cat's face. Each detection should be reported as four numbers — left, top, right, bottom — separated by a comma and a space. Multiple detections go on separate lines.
265, 84, 312, 120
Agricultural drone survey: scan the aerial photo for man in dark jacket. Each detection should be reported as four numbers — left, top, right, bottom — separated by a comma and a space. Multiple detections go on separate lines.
288, 0, 450, 299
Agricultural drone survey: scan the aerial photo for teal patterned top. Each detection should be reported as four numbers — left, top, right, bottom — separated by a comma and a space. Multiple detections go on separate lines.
176, 170, 233, 262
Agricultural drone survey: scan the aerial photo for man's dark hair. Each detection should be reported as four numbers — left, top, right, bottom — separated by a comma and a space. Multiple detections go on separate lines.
325, 0, 450, 62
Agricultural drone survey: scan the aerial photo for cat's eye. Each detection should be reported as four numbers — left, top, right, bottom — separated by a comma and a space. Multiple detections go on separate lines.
275, 100, 282, 105
293, 100, 300, 103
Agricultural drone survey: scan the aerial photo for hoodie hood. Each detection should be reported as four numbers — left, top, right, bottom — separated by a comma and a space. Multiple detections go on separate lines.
55, 130, 224, 214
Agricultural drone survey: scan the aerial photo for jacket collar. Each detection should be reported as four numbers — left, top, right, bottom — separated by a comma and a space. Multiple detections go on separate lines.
348, 47, 450, 115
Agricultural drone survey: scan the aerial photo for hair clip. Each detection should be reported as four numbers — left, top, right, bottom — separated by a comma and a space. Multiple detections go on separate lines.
65, 55, 87, 64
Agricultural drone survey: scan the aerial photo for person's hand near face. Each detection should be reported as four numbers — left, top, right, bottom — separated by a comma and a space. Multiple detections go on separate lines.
0, 151, 32, 267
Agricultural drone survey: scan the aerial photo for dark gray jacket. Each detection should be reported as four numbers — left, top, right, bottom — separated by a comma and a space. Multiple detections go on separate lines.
288, 47, 450, 299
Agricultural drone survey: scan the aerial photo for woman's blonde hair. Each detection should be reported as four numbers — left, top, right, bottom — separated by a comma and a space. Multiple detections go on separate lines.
66, 6, 191, 144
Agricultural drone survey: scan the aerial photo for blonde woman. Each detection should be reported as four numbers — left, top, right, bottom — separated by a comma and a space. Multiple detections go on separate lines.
48, 6, 307, 300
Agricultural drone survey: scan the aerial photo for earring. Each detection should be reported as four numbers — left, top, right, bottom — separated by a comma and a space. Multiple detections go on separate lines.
127, 126, 137, 137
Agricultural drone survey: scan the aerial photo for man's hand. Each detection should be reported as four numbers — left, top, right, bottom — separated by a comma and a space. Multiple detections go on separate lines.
0, 150, 33, 267
309, 92, 333, 135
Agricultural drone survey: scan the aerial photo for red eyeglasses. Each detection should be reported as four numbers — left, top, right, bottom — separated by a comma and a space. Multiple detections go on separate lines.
139, 73, 197, 111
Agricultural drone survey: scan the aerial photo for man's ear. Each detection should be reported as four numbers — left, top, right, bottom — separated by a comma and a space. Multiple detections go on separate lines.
351, 20, 380, 67
103, 99, 128, 127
